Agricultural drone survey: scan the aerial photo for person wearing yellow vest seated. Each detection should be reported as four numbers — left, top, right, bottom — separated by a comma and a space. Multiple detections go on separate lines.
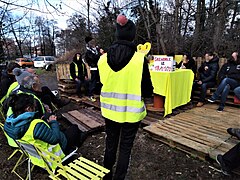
98, 14, 153, 180
4, 93, 86, 155
0, 62, 20, 100
70, 53, 89, 98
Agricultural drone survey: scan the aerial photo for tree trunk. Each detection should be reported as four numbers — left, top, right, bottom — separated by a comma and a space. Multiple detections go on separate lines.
174, 0, 180, 53
192, 0, 205, 54
10, 19, 23, 57
213, 0, 226, 51
138, 0, 151, 40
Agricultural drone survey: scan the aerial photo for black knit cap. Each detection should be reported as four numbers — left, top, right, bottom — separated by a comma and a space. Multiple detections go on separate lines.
115, 15, 136, 41
85, 36, 93, 43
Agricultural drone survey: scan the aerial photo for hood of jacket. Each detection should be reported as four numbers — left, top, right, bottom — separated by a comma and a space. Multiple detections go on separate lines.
107, 40, 136, 72
4, 112, 35, 139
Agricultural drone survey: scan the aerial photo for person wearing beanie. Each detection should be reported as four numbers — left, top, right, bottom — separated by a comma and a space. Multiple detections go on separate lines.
98, 14, 153, 180
84, 36, 101, 102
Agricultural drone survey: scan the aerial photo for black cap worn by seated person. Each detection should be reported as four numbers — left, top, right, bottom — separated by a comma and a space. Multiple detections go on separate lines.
115, 14, 136, 42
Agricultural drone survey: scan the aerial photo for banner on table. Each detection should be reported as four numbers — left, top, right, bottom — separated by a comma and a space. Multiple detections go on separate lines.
153, 55, 174, 72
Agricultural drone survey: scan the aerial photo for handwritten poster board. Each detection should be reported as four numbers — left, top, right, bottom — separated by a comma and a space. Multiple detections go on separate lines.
153, 56, 174, 72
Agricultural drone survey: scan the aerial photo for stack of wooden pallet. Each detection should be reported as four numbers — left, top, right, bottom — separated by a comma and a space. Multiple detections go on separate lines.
62, 108, 105, 133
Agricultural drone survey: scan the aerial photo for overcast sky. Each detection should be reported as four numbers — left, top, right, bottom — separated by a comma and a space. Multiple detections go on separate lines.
0, 0, 91, 29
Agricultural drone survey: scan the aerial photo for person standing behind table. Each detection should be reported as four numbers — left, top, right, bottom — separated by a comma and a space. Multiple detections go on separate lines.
208, 52, 240, 111
84, 36, 100, 102
195, 52, 219, 107
70, 53, 88, 98
98, 14, 153, 180
177, 53, 197, 75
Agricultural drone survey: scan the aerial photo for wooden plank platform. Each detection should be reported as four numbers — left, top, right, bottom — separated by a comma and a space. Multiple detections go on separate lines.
144, 104, 240, 160
62, 108, 105, 133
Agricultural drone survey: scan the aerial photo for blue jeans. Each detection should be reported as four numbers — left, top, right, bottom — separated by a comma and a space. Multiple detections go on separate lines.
234, 86, 240, 99
212, 78, 240, 108
198, 82, 215, 102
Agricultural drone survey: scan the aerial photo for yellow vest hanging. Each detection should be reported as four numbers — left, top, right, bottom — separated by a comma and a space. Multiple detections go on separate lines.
98, 52, 147, 123
19, 119, 65, 169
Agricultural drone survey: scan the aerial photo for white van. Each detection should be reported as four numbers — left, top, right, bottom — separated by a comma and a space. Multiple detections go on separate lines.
34, 56, 56, 70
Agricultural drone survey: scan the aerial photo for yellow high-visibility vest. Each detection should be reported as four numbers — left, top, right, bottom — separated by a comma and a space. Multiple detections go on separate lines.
20, 119, 65, 169
70, 62, 85, 79
0, 82, 19, 104
98, 52, 146, 123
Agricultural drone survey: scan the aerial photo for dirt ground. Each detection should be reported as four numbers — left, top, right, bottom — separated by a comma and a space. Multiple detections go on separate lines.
0, 70, 238, 180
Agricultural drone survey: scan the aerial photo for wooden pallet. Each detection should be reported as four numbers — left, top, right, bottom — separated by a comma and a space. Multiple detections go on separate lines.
62, 108, 105, 133
144, 104, 240, 160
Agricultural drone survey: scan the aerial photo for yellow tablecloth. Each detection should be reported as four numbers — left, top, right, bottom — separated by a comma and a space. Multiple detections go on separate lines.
150, 69, 194, 116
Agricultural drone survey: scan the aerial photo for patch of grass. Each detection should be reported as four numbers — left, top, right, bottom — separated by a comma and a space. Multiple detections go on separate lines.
35, 68, 45, 75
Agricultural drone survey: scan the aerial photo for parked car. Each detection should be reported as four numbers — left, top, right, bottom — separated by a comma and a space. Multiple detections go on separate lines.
34, 56, 56, 70
16, 58, 34, 68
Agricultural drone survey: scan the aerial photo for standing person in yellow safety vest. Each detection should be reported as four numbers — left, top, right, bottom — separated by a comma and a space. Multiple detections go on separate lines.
70, 53, 89, 98
98, 14, 153, 180
4, 93, 86, 156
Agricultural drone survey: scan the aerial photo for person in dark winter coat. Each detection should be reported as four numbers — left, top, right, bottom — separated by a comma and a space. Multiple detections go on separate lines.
85, 37, 101, 102
0, 62, 20, 99
208, 52, 240, 112
177, 53, 197, 75
4, 93, 85, 154
195, 52, 219, 107
70, 53, 88, 97
99, 14, 153, 180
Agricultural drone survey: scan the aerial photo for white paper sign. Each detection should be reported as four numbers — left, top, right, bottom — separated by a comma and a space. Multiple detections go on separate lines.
153, 56, 174, 72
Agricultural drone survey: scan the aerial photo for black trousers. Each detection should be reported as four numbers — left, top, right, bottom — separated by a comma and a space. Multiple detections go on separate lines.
63, 124, 83, 155
89, 70, 99, 96
223, 142, 240, 170
103, 118, 140, 180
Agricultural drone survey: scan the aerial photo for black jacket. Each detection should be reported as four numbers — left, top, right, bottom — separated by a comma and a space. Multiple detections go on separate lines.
176, 60, 197, 74
70, 59, 87, 80
218, 60, 240, 83
198, 56, 219, 83
107, 40, 153, 98
85, 47, 100, 68
0, 70, 15, 99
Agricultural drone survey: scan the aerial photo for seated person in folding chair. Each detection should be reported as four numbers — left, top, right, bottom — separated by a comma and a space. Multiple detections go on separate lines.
4, 93, 86, 155
208, 51, 240, 112
0, 62, 20, 100
14, 68, 69, 110
3, 68, 69, 118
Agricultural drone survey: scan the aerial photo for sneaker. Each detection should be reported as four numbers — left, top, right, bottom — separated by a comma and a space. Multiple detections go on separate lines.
217, 107, 224, 112
88, 96, 96, 102
216, 154, 231, 176
227, 128, 240, 140
196, 102, 204, 107
208, 97, 216, 103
